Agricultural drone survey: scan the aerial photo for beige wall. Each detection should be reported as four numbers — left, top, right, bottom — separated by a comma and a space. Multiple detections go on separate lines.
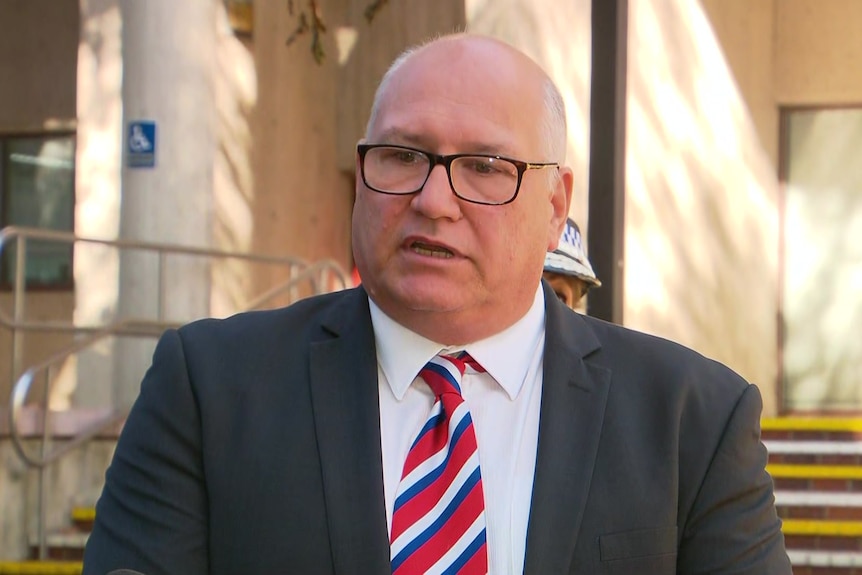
701, 0, 862, 163
625, 0, 781, 414
0, 292, 76, 406
775, 0, 862, 106
0, 438, 115, 560
700, 0, 778, 166
699, 0, 862, 412
0, 1, 79, 407
0, 0, 78, 132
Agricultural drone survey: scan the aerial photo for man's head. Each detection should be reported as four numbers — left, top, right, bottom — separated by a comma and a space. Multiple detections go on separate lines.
542, 218, 600, 310
352, 34, 573, 344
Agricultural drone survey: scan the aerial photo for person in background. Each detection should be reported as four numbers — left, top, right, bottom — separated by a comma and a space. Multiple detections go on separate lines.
82, 32, 790, 575
543, 216, 600, 310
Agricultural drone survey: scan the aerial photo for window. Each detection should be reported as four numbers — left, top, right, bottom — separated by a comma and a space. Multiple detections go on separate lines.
0, 134, 75, 288
780, 108, 862, 411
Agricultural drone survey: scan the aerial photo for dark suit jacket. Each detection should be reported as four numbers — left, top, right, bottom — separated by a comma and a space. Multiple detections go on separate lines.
82, 282, 791, 574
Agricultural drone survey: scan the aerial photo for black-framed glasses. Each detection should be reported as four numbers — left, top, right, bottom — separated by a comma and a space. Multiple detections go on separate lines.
357, 144, 559, 206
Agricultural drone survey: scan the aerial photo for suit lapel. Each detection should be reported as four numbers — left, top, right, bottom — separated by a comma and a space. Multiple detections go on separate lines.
523, 282, 612, 574
309, 288, 391, 574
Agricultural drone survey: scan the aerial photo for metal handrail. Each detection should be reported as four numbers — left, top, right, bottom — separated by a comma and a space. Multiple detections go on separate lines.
8, 318, 177, 468
1, 225, 350, 558
8, 318, 178, 560
0, 225, 349, 374
7, 258, 351, 468
243, 257, 348, 310
0, 224, 330, 324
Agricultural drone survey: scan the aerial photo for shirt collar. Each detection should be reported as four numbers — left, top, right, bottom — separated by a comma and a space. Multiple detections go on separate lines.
369, 284, 546, 401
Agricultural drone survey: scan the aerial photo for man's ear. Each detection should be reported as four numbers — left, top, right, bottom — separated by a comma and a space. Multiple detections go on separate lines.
548, 167, 574, 251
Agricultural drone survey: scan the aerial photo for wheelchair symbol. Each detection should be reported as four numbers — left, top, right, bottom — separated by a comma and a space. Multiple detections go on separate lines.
129, 125, 152, 153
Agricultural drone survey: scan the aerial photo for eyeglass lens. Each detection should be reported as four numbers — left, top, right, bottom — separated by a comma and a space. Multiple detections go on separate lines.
363, 146, 519, 204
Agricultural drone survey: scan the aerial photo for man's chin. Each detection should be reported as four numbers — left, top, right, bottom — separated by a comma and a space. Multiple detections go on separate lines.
400, 292, 463, 313
384, 281, 469, 314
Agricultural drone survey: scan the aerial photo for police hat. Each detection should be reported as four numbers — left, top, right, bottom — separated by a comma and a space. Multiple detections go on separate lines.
543, 218, 601, 288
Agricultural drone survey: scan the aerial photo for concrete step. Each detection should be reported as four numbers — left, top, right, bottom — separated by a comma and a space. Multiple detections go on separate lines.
789, 550, 862, 574
762, 418, 862, 441
776, 491, 862, 521
0, 562, 81, 575
29, 531, 87, 562
761, 417, 862, 573
769, 463, 862, 492
69, 508, 94, 533
766, 440, 862, 467
26, 508, 93, 562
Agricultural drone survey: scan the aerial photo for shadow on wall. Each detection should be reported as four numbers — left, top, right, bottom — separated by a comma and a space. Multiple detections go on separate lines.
212, 2, 259, 317
466, 0, 593, 224
624, 0, 780, 403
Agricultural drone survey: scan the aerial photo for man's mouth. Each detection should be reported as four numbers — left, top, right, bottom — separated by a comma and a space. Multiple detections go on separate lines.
410, 241, 454, 259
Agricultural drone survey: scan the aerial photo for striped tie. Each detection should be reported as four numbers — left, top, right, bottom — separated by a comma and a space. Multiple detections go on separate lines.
390, 352, 488, 575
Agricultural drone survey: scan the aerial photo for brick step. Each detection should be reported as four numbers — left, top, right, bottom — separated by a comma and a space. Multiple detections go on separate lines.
69, 507, 94, 532
25, 508, 94, 562
784, 518, 862, 537
783, 520, 862, 573
766, 440, 862, 467
762, 418, 862, 441
777, 492, 862, 521
769, 464, 862, 493
789, 550, 862, 574
28, 530, 88, 561
761, 420, 862, 575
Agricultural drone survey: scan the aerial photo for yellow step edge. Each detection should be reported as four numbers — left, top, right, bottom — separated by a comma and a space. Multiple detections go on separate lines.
782, 519, 862, 537
761, 417, 862, 432
767, 463, 862, 479
0, 562, 82, 575
70, 507, 95, 522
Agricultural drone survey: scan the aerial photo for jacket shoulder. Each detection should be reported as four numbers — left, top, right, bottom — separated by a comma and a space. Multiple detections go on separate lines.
176, 287, 361, 346
577, 313, 751, 400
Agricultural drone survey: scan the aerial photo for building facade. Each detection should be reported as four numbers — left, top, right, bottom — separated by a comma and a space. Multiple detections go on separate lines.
0, 0, 860, 557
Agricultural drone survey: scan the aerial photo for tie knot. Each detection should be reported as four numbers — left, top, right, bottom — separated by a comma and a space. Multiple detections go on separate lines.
455, 350, 486, 375
419, 352, 485, 398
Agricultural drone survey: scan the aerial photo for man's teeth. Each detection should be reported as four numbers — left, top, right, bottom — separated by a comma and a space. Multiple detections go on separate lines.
412, 244, 453, 258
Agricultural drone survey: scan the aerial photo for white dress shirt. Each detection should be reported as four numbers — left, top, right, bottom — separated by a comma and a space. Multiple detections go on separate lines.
371, 285, 546, 575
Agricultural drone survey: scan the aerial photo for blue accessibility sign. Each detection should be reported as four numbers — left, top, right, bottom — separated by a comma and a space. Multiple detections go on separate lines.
127, 121, 156, 168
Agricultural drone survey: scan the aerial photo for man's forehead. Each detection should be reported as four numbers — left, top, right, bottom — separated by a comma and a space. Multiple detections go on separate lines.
369, 114, 540, 162
370, 48, 544, 153
395, 38, 534, 88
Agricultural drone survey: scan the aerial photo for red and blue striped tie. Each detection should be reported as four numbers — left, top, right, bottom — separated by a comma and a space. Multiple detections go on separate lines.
390, 352, 488, 575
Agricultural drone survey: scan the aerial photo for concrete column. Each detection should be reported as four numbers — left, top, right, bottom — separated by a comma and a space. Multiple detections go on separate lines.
115, 0, 217, 406
69, 0, 123, 410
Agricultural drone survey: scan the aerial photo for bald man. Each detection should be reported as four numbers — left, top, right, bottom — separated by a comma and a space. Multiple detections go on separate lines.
84, 33, 790, 575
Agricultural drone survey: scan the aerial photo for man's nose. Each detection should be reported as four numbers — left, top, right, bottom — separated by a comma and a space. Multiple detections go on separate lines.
410, 164, 462, 219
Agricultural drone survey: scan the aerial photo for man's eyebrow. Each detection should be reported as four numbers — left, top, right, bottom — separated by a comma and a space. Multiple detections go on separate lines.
372, 129, 424, 146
